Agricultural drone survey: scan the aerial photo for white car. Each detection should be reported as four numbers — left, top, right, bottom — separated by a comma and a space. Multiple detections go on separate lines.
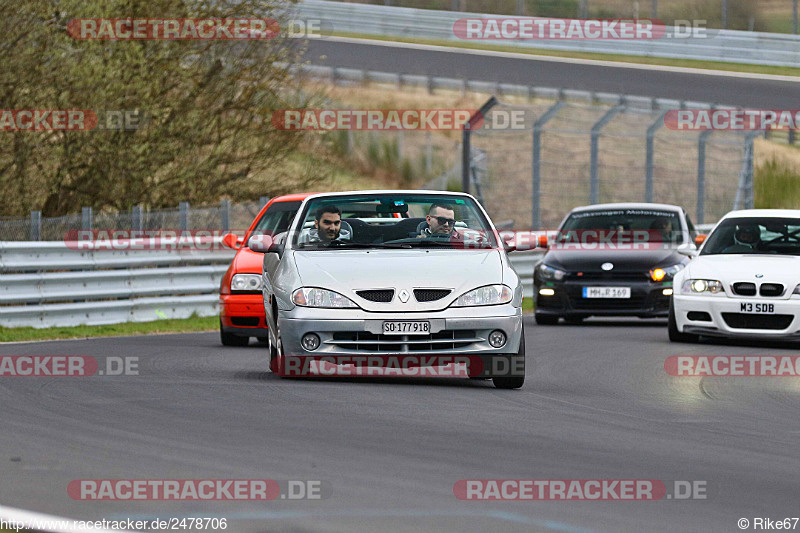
670, 209, 800, 343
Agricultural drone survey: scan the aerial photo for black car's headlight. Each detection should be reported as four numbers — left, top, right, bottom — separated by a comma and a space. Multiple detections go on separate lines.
231, 273, 263, 292
537, 264, 566, 281
649, 263, 684, 282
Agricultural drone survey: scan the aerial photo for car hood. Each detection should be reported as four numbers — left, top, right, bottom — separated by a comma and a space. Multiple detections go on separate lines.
543, 248, 682, 272
232, 247, 263, 273
685, 254, 800, 294
292, 249, 503, 311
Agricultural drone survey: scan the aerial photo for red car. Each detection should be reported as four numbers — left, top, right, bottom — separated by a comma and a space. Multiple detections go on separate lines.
219, 193, 312, 346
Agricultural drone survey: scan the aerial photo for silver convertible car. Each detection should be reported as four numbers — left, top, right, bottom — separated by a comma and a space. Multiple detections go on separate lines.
248, 191, 526, 389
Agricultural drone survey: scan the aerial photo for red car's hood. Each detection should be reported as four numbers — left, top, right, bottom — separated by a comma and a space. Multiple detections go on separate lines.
232, 247, 264, 274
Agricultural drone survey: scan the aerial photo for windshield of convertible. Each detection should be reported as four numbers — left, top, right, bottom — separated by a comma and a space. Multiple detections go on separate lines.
701, 217, 800, 255
290, 194, 498, 250
559, 208, 684, 244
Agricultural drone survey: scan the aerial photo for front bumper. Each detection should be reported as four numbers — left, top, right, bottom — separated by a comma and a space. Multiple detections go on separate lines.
220, 293, 268, 337
277, 304, 523, 357
674, 294, 800, 339
534, 279, 672, 318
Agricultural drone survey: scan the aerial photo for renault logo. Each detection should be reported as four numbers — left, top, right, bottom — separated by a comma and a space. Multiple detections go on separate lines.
398, 289, 410, 303
601, 262, 614, 271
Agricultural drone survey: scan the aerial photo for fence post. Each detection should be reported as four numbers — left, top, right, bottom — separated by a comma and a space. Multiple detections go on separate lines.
132, 205, 143, 231
794, 0, 799, 34
590, 104, 625, 204
532, 100, 566, 229
789, 129, 796, 145
29, 211, 41, 241
651, 0, 658, 17
733, 132, 758, 210
259, 196, 270, 207
461, 123, 471, 194
81, 207, 92, 231
646, 110, 669, 203
220, 199, 231, 231
179, 202, 189, 231
697, 130, 713, 225
721, 0, 728, 29
425, 132, 433, 174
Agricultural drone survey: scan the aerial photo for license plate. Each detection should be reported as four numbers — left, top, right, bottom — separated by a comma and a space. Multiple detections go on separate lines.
740, 302, 775, 314
382, 321, 431, 335
582, 287, 631, 299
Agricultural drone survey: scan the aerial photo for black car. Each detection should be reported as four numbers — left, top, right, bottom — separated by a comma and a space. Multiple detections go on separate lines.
533, 203, 698, 325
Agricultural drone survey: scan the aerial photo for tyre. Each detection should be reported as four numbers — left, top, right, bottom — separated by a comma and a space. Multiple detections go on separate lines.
256, 336, 269, 344
535, 313, 559, 325
220, 319, 249, 346
668, 299, 699, 343
269, 326, 286, 377
564, 316, 585, 325
493, 333, 525, 389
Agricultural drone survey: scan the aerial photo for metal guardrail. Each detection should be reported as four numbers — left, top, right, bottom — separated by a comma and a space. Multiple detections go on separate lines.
0, 224, 715, 328
297, 0, 800, 67
0, 239, 234, 328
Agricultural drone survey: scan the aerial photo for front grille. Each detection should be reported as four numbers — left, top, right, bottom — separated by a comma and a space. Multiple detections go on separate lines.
721, 313, 793, 330
566, 272, 648, 282
356, 289, 394, 303
569, 295, 646, 310
760, 283, 784, 297
414, 289, 452, 302
732, 282, 757, 296
329, 330, 478, 352
231, 316, 259, 327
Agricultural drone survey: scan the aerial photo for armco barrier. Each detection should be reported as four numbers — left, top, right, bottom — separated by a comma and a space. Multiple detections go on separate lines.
297, 0, 800, 68
0, 224, 714, 328
0, 238, 235, 328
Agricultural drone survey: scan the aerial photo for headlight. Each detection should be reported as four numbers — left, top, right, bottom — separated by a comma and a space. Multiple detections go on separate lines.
650, 263, 684, 282
681, 279, 725, 295
292, 287, 358, 308
451, 284, 513, 307
537, 264, 566, 281
231, 273, 263, 292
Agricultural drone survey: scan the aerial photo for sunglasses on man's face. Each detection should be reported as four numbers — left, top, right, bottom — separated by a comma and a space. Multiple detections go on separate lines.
432, 216, 456, 226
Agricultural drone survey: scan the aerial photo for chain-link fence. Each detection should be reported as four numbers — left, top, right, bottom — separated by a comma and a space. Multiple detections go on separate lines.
1, 200, 267, 241
462, 93, 753, 229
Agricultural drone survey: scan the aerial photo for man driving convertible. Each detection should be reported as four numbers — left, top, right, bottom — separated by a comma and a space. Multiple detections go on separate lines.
301, 206, 352, 243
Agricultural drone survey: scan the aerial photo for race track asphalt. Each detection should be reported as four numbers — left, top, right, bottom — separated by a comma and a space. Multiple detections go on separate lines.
2, 318, 799, 532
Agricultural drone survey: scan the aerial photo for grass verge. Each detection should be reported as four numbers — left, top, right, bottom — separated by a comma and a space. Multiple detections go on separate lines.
0, 315, 218, 343
522, 297, 534, 314
329, 32, 800, 78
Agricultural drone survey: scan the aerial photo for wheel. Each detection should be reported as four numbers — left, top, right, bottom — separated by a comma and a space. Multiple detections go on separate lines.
220, 319, 249, 346
493, 332, 525, 389
668, 299, 699, 343
535, 313, 559, 325
269, 326, 286, 377
564, 316, 585, 325
256, 336, 269, 344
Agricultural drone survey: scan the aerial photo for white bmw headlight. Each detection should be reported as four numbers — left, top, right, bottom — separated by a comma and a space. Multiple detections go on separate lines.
681, 279, 725, 295
231, 273, 263, 292
451, 284, 513, 307
292, 287, 358, 308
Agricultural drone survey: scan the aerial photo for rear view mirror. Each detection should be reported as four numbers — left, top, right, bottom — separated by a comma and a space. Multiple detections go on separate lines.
248, 234, 279, 254
221, 233, 243, 250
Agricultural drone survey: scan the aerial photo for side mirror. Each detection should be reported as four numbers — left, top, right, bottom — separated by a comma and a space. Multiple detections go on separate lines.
248, 234, 280, 254
221, 233, 243, 250
503, 241, 517, 253
694, 234, 707, 246
677, 243, 698, 258
537, 234, 549, 249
